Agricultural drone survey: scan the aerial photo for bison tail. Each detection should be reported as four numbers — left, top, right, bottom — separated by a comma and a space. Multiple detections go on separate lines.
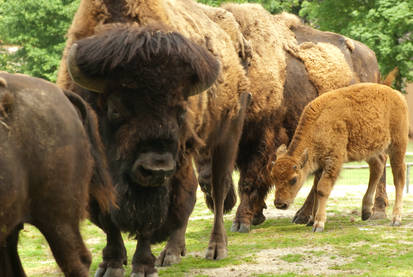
381, 67, 398, 87
63, 90, 116, 212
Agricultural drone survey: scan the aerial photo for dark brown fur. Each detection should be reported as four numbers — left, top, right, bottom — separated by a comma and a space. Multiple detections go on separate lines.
0, 72, 115, 277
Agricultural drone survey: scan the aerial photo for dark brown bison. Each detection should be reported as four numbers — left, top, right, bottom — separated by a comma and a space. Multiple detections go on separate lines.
0, 72, 115, 277
59, 23, 250, 276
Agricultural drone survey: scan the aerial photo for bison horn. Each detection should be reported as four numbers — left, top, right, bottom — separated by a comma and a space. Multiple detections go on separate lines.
67, 43, 106, 93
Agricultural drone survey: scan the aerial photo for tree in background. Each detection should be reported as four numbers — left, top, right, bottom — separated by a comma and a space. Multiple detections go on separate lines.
300, 0, 412, 90
0, 0, 411, 89
0, 0, 79, 81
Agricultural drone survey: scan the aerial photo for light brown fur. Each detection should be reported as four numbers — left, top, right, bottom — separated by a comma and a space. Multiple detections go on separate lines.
272, 83, 408, 232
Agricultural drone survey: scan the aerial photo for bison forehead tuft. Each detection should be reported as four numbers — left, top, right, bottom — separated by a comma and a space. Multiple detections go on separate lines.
273, 159, 296, 179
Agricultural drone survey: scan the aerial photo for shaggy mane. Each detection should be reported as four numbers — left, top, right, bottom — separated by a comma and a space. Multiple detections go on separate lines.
75, 24, 220, 92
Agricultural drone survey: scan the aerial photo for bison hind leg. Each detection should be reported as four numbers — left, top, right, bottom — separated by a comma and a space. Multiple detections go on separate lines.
0, 224, 25, 277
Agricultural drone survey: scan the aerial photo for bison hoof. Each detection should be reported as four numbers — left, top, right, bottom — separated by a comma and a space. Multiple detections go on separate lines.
361, 210, 372, 221
156, 247, 184, 266
131, 273, 158, 277
95, 267, 124, 277
252, 212, 266, 226
292, 212, 311, 225
205, 243, 228, 260
231, 221, 250, 233
370, 210, 387, 220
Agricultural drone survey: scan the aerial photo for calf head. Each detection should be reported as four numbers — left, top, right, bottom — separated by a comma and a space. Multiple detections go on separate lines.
272, 145, 308, 209
67, 25, 220, 188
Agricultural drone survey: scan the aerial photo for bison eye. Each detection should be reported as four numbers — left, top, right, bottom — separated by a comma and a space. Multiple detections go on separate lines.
289, 177, 297, 185
107, 101, 123, 122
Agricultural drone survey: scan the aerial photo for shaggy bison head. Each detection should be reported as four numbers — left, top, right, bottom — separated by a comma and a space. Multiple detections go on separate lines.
272, 144, 308, 209
67, 25, 220, 188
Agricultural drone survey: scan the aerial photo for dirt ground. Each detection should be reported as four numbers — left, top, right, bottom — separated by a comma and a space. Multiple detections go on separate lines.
186, 184, 409, 277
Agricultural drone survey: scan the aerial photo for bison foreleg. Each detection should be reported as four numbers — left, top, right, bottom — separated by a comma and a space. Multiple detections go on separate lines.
93, 213, 127, 277
207, 92, 250, 260
131, 237, 157, 277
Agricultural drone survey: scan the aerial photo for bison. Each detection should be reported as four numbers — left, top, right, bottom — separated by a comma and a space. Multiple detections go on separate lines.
56, 0, 385, 275
213, 6, 386, 232
0, 72, 115, 277
272, 83, 408, 232
59, 21, 250, 276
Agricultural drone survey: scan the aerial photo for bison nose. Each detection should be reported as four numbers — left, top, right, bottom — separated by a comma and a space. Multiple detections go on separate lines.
130, 152, 176, 185
275, 201, 289, 210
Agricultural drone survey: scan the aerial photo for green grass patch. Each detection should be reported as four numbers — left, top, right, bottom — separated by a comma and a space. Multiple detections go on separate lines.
16, 142, 413, 276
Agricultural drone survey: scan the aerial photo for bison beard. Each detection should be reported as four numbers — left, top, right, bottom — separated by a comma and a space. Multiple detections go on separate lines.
111, 181, 170, 238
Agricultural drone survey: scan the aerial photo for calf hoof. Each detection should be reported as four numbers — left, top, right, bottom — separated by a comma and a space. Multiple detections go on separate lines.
370, 210, 387, 220
95, 267, 124, 277
292, 211, 311, 225
312, 221, 324, 232
391, 216, 402, 226
252, 212, 266, 226
231, 221, 250, 233
361, 210, 372, 221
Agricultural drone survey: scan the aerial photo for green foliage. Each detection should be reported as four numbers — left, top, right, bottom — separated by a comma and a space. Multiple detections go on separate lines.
300, 0, 413, 90
0, 0, 80, 81
1, 0, 411, 89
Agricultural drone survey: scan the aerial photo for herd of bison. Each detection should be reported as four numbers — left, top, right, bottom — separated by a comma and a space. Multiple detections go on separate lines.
0, 0, 408, 276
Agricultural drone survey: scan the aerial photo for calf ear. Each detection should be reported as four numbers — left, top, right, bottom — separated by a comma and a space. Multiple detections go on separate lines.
276, 144, 287, 157
300, 149, 308, 169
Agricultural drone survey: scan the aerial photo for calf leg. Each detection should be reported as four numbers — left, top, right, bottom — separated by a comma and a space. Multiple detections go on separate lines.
207, 92, 250, 259
389, 148, 406, 226
362, 154, 386, 220
36, 221, 91, 277
313, 167, 341, 232
293, 169, 322, 225
371, 165, 389, 219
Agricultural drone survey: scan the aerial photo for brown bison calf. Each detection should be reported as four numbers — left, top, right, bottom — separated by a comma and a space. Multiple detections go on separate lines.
271, 83, 408, 232
0, 72, 115, 276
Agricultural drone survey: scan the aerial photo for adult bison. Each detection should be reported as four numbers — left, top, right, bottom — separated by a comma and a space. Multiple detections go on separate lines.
0, 72, 115, 277
57, 1, 251, 274
211, 5, 386, 232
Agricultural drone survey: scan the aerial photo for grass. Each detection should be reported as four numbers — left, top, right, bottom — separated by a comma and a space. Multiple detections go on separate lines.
17, 143, 413, 276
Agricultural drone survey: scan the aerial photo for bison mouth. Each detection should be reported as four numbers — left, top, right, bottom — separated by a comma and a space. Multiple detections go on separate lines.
126, 166, 174, 187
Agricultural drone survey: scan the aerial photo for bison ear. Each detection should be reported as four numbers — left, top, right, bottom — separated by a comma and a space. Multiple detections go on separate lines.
300, 149, 309, 169
276, 144, 288, 157
67, 43, 107, 93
